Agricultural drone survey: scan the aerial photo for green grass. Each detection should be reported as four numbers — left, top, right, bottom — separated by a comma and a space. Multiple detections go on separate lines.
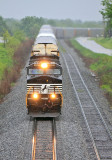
70, 39, 112, 103
0, 43, 13, 80
91, 37, 112, 49
11, 82, 15, 87
70, 38, 105, 59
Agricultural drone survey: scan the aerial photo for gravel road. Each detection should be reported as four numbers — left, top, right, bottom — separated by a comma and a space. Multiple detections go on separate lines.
0, 40, 112, 160
76, 37, 112, 56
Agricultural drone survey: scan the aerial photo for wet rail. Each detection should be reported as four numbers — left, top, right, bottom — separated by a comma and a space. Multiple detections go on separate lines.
60, 40, 112, 160
32, 118, 57, 160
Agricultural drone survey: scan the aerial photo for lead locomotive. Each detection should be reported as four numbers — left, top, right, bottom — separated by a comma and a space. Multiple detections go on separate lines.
26, 25, 62, 117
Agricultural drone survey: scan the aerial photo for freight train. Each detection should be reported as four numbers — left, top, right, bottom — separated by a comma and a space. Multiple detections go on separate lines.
26, 25, 62, 117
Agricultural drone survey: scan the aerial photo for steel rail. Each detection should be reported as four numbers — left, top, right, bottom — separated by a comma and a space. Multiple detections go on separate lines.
61, 53, 101, 160
32, 118, 37, 160
68, 52, 112, 140
31, 118, 57, 160
52, 118, 57, 160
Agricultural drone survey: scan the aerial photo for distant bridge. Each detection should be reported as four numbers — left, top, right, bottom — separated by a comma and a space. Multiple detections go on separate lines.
53, 27, 104, 39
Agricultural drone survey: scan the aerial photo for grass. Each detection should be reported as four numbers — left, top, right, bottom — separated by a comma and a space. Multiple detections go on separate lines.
70, 39, 112, 106
0, 43, 13, 80
11, 82, 15, 87
91, 37, 112, 49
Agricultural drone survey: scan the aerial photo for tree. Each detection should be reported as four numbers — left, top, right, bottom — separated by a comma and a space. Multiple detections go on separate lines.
20, 16, 44, 38
7, 37, 20, 56
0, 16, 8, 36
5, 18, 21, 35
100, 0, 112, 37
3, 30, 10, 47
29, 24, 40, 38
14, 30, 26, 42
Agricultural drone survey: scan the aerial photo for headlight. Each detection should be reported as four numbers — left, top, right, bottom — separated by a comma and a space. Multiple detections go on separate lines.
33, 93, 38, 99
41, 63, 48, 69
50, 94, 56, 99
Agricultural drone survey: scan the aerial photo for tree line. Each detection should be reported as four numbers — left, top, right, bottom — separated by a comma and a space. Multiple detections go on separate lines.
0, 16, 104, 40
0, 0, 112, 39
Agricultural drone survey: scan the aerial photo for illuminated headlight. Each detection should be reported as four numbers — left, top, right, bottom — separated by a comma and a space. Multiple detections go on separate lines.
41, 63, 48, 69
33, 93, 38, 99
51, 94, 56, 99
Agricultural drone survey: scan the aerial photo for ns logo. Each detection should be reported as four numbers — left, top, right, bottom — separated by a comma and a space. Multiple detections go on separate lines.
41, 84, 50, 93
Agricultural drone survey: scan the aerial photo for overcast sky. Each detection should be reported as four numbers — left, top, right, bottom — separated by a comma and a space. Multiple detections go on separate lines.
0, 0, 103, 21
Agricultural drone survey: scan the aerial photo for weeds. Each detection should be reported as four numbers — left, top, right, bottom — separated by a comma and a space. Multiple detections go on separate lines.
0, 39, 34, 101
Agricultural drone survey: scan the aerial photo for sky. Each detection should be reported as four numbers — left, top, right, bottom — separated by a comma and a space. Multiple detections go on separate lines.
0, 0, 103, 21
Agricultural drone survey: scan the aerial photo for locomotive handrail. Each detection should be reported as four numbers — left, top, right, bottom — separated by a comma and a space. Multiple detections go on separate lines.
26, 85, 63, 107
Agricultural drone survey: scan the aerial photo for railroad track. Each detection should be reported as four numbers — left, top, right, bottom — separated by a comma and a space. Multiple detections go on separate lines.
32, 118, 57, 160
60, 40, 112, 160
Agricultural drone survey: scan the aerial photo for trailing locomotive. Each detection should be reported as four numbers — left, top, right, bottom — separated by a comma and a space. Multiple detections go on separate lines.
26, 25, 62, 117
